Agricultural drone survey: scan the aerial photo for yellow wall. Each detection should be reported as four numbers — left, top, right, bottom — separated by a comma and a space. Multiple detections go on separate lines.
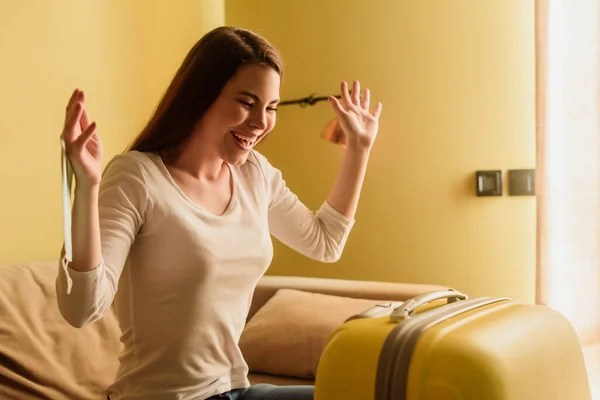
0, 0, 224, 264
225, 0, 536, 303
0, 0, 536, 303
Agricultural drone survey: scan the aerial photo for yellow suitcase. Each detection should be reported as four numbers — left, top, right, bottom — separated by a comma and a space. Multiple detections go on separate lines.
314, 290, 592, 400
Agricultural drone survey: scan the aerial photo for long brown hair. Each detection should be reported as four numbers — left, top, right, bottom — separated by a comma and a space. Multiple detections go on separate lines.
128, 26, 283, 153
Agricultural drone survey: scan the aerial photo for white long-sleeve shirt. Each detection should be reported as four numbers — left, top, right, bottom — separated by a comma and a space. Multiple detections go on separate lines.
55, 149, 354, 400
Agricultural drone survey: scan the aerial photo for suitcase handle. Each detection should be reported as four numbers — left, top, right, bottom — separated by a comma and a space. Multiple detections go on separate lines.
389, 289, 468, 322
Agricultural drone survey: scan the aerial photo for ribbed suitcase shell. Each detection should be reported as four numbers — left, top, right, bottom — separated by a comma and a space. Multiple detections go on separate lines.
314, 291, 592, 400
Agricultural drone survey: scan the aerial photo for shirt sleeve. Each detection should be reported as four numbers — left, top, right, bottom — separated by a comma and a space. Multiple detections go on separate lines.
253, 151, 355, 263
56, 153, 149, 327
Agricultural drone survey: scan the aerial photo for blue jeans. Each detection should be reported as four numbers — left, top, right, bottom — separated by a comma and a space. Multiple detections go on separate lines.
208, 383, 314, 399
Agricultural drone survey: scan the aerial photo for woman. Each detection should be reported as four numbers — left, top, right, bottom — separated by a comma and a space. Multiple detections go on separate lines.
57, 26, 382, 400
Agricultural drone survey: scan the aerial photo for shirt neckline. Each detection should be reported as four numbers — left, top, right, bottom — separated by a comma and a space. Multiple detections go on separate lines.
149, 152, 239, 218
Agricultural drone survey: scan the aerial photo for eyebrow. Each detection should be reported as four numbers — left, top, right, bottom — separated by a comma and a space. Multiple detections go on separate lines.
238, 91, 279, 104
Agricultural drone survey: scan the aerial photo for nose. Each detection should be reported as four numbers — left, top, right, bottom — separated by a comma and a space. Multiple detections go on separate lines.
247, 108, 267, 130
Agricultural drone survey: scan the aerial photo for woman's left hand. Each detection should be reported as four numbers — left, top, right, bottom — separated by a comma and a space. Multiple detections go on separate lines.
328, 80, 383, 151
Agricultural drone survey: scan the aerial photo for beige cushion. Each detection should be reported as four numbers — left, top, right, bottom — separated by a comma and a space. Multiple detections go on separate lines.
239, 288, 385, 380
247, 275, 450, 321
0, 261, 122, 400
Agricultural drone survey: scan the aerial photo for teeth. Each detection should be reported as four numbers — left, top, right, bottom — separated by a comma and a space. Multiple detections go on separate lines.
234, 132, 252, 141
233, 132, 254, 146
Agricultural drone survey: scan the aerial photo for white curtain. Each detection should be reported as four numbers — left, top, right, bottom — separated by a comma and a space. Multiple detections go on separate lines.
536, 0, 600, 398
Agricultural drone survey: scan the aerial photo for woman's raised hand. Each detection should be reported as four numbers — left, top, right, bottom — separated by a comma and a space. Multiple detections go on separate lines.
328, 81, 383, 151
61, 89, 104, 188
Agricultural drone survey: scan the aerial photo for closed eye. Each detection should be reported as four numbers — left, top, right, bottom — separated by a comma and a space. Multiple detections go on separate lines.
239, 99, 277, 112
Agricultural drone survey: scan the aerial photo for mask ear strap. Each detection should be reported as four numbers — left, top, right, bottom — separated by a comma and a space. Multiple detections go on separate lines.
61, 138, 74, 263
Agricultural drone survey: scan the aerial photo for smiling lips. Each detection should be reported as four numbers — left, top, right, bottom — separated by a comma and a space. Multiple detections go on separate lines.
231, 131, 258, 150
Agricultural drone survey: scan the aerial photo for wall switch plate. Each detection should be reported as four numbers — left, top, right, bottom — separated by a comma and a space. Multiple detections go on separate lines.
475, 170, 502, 196
508, 169, 535, 196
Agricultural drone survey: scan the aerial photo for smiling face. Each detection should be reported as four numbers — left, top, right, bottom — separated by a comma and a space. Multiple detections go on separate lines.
195, 63, 281, 166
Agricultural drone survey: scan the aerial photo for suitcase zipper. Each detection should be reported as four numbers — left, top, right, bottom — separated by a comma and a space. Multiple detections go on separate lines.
375, 297, 509, 400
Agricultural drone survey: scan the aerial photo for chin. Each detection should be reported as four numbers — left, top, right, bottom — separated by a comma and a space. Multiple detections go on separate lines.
223, 151, 251, 166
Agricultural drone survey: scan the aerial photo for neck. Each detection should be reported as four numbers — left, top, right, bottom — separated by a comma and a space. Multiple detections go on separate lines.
162, 133, 226, 181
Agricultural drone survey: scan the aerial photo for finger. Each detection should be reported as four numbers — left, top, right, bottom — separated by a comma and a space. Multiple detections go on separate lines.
75, 121, 97, 147
361, 88, 370, 110
65, 89, 79, 114
328, 95, 346, 115
65, 89, 83, 115
372, 102, 383, 119
340, 81, 352, 109
351, 81, 360, 106
80, 107, 92, 131
63, 102, 84, 141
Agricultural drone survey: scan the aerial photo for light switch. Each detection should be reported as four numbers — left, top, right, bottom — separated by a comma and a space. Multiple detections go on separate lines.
508, 169, 535, 196
475, 170, 502, 196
